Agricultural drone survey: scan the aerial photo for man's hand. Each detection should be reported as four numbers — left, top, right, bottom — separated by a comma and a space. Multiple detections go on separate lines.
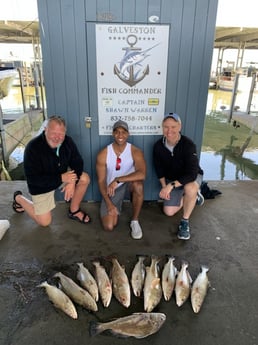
62, 170, 78, 184
62, 182, 76, 201
107, 180, 118, 197
159, 184, 173, 200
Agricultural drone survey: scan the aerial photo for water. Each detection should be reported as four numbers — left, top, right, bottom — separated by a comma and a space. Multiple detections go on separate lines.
2, 87, 258, 181
201, 89, 258, 180
1, 86, 38, 113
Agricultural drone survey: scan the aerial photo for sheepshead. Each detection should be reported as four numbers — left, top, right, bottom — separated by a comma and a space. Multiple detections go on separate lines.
92, 260, 112, 307
175, 261, 192, 307
89, 312, 166, 338
54, 272, 98, 312
38, 281, 77, 319
111, 257, 131, 308
161, 255, 178, 301
76, 262, 99, 302
144, 255, 162, 312
191, 265, 210, 313
131, 255, 147, 297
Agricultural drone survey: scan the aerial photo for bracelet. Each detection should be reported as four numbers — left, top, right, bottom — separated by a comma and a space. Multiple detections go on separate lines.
116, 179, 120, 184
170, 181, 175, 187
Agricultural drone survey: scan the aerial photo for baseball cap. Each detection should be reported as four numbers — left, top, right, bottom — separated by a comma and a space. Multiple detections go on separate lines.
163, 112, 181, 123
113, 120, 129, 132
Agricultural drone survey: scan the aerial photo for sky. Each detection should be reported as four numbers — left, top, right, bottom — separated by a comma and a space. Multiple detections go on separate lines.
0, 0, 258, 63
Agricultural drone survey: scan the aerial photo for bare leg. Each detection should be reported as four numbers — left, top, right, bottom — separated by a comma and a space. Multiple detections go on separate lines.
69, 172, 91, 222
131, 181, 144, 220
101, 213, 118, 231
14, 194, 52, 227
181, 181, 199, 219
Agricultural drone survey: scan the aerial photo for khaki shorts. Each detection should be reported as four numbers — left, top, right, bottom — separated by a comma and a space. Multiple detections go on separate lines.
32, 191, 56, 215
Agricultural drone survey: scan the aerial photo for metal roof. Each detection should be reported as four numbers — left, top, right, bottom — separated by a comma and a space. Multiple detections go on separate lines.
215, 26, 258, 49
0, 20, 258, 49
0, 20, 39, 44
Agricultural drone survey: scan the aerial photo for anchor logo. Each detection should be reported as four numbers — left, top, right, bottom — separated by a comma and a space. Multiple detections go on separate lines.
114, 35, 159, 87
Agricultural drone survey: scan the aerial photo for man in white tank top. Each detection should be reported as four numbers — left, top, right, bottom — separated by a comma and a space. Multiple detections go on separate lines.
96, 120, 146, 239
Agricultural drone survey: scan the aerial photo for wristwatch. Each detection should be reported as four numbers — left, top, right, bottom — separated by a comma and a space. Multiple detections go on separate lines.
170, 181, 176, 187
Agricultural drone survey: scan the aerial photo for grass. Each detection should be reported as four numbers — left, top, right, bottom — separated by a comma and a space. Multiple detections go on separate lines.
202, 111, 258, 152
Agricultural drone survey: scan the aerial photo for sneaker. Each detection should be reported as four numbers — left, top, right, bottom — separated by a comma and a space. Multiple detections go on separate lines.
130, 220, 143, 240
196, 190, 204, 206
177, 220, 190, 240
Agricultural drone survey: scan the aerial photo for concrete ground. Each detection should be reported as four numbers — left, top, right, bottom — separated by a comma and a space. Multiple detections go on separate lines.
0, 180, 258, 345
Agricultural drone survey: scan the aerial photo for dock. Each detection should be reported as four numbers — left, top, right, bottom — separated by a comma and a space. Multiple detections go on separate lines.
0, 180, 257, 345
0, 109, 44, 170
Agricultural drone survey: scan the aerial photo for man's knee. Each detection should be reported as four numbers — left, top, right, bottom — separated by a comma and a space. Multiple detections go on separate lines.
184, 182, 198, 196
79, 172, 90, 185
35, 212, 52, 227
131, 181, 144, 194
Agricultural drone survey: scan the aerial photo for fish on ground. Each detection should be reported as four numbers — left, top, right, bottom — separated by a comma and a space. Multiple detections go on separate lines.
76, 262, 99, 302
161, 255, 178, 301
131, 255, 147, 297
54, 272, 98, 312
110, 257, 131, 308
175, 261, 192, 307
144, 255, 162, 312
191, 265, 210, 313
92, 260, 112, 308
89, 312, 166, 338
38, 281, 77, 319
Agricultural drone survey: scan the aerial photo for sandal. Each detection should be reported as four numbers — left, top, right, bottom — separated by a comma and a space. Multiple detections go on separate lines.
68, 208, 91, 224
12, 191, 24, 213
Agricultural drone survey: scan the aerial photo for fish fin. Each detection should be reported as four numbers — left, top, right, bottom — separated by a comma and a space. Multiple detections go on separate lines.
89, 321, 102, 337
187, 271, 193, 284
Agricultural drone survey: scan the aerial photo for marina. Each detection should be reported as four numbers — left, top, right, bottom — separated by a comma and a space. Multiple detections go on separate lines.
1, 85, 258, 181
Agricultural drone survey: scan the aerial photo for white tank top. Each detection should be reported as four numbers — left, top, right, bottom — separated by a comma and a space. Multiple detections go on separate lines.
106, 143, 135, 186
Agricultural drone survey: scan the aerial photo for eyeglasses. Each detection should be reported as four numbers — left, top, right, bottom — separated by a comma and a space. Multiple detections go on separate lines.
116, 157, 121, 171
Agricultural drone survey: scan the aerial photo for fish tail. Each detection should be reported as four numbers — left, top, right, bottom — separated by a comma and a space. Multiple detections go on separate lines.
37, 281, 48, 288
89, 321, 102, 337
200, 265, 210, 272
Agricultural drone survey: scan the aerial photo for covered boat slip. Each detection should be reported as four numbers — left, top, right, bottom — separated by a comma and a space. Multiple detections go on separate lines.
0, 67, 18, 99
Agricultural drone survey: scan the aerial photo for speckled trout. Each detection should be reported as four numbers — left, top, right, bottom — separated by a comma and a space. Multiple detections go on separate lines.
54, 272, 98, 312
38, 281, 77, 319
191, 265, 210, 313
76, 262, 99, 302
89, 312, 166, 338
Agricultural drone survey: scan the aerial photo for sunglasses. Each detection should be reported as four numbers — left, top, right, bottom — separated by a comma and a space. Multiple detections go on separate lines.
116, 157, 121, 171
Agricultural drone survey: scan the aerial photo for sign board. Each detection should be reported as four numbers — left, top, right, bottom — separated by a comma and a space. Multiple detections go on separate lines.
96, 24, 169, 135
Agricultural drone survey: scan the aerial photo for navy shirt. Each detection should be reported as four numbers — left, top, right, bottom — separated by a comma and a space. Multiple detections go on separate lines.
153, 135, 203, 186
24, 131, 84, 195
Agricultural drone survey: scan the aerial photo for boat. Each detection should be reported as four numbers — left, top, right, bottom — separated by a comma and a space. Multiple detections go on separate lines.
214, 64, 256, 92
0, 67, 18, 99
